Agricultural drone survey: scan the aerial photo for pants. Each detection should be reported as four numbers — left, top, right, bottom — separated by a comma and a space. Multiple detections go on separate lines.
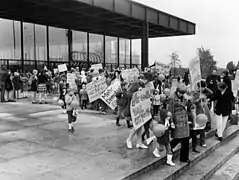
158, 143, 172, 155
170, 137, 190, 161
153, 105, 160, 116
81, 100, 87, 109
67, 110, 77, 124
117, 106, 124, 118
1, 84, 5, 102
142, 120, 151, 140
215, 114, 228, 137
96, 99, 107, 112
191, 129, 206, 149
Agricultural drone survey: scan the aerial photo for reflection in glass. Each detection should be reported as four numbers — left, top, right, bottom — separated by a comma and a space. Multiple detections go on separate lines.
105, 36, 118, 67
89, 33, 103, 64
35, 24, 47, 61
23, 23, 34, 60
0, 19, 21, 59
49, 27, 68, 62
119, 38, 126, 66
132, 39, 141, 66
72, 31, 87, 62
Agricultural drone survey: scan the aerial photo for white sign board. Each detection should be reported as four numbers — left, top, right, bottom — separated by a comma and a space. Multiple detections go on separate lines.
155, 62, 171, 75
86, 78, 108, 103
121, 68, 139, 83
91, 63, 103, 74
58, 64, 67, 73
67, 73, 77, 90
101, 79, 121, 110
130, 85, 152, 130
189, 56, 201, 90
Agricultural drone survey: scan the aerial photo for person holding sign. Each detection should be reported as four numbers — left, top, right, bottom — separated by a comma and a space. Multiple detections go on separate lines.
125, 80, 148, 149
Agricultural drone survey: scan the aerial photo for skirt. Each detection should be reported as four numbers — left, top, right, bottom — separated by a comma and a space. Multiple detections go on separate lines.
37, 84, 47, 93
157, 130, 170, 145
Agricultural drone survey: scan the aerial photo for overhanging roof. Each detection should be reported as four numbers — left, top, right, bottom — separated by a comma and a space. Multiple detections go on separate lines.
0, 0, 196, 39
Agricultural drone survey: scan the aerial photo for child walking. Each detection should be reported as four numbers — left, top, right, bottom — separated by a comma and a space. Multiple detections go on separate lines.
152, 90, 161, 116
65, 88, 78, 132
79, 84, 88, 110
153, 108, 175, 166
115, 82, 129, 127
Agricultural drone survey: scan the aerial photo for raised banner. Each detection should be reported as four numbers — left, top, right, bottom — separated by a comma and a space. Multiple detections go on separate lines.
86, 78, 108, 103
101, 80, 121, 110
91, 63, 103, 74
130, 85, 152, 130
121, 68, 139, 83
155, 62, 171, 75
189, 56, 201, 90
67, 73, 77, 90
58, 64, 67, 73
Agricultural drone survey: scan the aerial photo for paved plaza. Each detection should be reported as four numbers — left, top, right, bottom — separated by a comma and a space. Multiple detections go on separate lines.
0, 100, 162, 180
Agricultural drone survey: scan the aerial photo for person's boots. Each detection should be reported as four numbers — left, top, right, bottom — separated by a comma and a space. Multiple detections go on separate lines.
166, 154, 175, 166
116, 117, 121, 126
126, 120, 133, 128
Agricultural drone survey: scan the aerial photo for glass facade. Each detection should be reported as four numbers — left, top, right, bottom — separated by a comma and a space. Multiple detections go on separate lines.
89, 33, 104, 65
105, 36, 118, 71
72, 31, 87, 67
0, 18, 140, 72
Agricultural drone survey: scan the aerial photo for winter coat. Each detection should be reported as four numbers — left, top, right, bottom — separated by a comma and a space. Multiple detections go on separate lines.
211, 88, 234, 116
169, 92, 190, 139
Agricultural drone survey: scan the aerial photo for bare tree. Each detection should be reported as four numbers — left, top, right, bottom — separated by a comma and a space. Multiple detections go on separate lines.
170, 52, 181, 76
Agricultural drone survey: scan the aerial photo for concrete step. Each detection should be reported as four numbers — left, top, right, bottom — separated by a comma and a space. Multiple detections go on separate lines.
176, 126, 239, 180
209, 152, 239, 180
121, 128, 217, 180
129, 124, 239, 180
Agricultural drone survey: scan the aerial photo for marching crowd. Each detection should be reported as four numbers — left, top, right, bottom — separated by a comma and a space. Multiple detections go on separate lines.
0, 65, 236, 167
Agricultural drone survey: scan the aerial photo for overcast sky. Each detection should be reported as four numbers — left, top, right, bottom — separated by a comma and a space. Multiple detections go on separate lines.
134, 0, 239, 68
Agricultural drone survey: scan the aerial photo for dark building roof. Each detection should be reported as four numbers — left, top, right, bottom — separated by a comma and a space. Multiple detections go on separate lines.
0, 0, 196, 39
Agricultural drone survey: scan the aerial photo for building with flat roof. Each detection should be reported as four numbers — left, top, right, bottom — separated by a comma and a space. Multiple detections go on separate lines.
0, 0, 195, 72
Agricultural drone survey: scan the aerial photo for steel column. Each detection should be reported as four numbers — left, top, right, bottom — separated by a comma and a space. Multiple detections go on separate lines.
103, 35, 106, 68
87, 32, 90, 69
130, 39, 132, 68
20, 21, 24, 72
67, 29, 73, 68
117, 37, 120, 68
46, 26, 50, 69
141, 22, 149, 70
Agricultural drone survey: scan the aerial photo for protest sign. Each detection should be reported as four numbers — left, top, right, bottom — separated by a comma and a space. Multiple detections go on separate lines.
155, 62, 171, 75
130, 85, 152, 130
121, 68, 139, 83
91, 63, 103, 74
58, 64, 67, 72
189, 56, 201, 90
86, 78, 108, 103
67, 73, 77, 90
101, 79, 121, 110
